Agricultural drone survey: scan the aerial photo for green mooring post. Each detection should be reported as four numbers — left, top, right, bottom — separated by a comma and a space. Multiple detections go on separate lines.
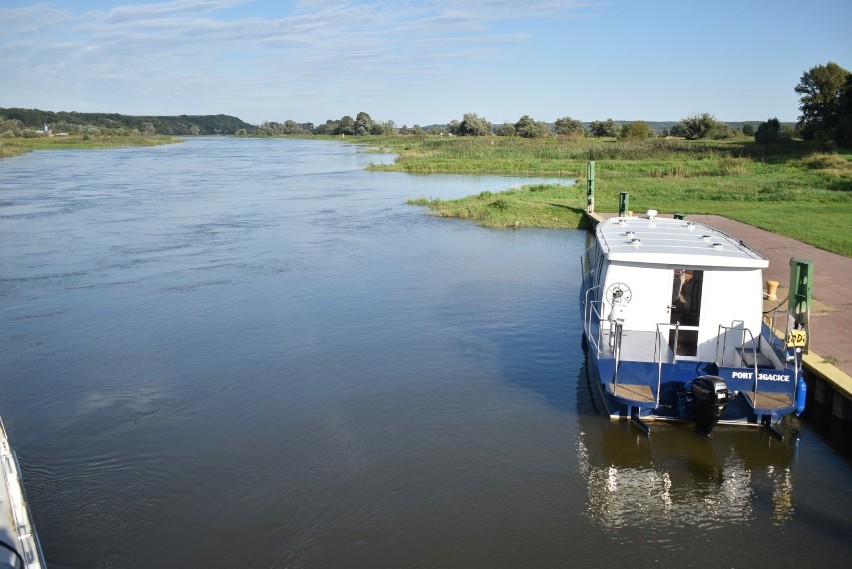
619, 192, 629, 217
788, 258, 814, 353
586, 161, 595, 213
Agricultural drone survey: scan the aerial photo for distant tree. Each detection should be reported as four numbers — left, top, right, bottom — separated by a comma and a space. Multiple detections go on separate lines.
589, 118, 620, 138
337, 115, 355, 135
741, 123, 755, 136
795, 61, 850, 141
669, 123, 686, 138
514, 115, 551, 138
754, 118, 786, 144
679, 113, 718, 140
619, 120, 654, 140
496, 122, 516, 137
355, 112, 373, 136
456, 113, 491, 136
189, 125, 200, 135
554, 116, 585, 137
235, 128, 248, 136
707, 122, 736, 139
381, 120, 398, 135
141, 122, 156, 136
837, 74, 852, 147
447, 119, 460, 135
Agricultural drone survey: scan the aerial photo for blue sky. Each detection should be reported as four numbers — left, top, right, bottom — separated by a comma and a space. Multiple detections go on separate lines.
2, 0, 850, 126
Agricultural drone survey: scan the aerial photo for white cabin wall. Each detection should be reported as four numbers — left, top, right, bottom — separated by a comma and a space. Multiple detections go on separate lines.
696, 268, 764, 360
602, 263, 672, 331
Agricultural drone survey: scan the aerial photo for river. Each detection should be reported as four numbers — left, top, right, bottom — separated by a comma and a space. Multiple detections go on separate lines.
1, 137, 850, 568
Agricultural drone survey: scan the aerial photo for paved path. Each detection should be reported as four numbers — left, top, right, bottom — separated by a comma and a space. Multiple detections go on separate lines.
592, 213, 852, 377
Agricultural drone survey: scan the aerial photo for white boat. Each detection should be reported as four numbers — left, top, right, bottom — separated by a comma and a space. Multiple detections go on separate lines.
581, 212, 806, 436
0, 417, 46, 568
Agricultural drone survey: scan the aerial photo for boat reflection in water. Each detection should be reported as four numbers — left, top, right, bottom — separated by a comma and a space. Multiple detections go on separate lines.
576, 363, 797, 530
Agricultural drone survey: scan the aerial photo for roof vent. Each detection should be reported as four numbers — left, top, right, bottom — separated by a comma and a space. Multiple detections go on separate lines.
686, 222, 696, 230
631, 238, 642, 247
701, 235, 712, 241
646, 209, 658, 220
711, 243, 723, 250
625, 230, 636, 237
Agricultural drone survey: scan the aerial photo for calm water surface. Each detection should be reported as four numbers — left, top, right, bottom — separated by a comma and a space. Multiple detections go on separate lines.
1, 138, 850, 568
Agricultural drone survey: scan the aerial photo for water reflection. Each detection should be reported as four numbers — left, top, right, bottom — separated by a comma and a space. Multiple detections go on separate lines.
576, 362, 797, 529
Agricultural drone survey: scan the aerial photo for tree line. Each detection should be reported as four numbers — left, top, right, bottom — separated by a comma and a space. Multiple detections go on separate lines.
3, 61, 849, 146
0, 108, 253, 137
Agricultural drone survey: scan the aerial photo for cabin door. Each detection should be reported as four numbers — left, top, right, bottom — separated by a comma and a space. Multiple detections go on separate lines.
668, 269, 704, 357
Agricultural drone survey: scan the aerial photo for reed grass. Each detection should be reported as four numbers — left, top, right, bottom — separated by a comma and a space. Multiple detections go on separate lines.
0, 135, 181, 158
352, 135, 852, 256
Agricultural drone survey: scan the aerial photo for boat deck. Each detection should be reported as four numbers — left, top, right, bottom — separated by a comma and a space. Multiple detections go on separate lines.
605, 383, 656, 403
597, 329, 673, 363
743, 390, 795, 411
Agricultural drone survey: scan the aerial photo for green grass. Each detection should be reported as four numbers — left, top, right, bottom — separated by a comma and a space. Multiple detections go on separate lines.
346, 135, 852, 256
0, 134, 182, 158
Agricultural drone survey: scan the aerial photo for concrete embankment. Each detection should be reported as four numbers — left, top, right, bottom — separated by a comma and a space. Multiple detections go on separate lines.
585, 211, 852, 453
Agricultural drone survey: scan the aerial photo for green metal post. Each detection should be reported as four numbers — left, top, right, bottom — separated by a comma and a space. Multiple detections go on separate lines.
586, 161, 595, 213
788, 258, 814, 353
619, 192, 629, 217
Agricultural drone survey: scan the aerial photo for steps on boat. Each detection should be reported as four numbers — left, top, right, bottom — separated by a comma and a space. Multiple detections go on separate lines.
742, 390, 794, 411
736, 347, 774, 369
605, 383, 655, 403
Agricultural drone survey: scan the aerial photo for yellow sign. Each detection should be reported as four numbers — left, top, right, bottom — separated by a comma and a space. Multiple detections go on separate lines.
786, 329, 807, 347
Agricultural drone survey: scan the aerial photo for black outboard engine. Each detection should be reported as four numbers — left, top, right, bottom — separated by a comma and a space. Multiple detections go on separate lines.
691, 375, 729, 435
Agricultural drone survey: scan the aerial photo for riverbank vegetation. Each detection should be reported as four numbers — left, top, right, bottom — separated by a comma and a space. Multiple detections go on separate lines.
0, 134, 182, 158
354, 135, 852, 256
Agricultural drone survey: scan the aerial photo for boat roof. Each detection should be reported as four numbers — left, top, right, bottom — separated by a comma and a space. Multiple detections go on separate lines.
596, 215, 768, 268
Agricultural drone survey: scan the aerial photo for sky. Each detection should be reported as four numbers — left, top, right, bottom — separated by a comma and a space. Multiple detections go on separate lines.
2, 0, 851, 127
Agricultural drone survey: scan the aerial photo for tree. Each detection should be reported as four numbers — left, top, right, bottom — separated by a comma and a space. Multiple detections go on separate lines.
795, 61, 850, 141
754, 118, 785, 145
679, 113, 718, 140
355, 112, 373, 136
837, 74, 852, 147
741, 123, 755, 136
514, 115, 551, 138
456, 112, 491, 136
496, 122, 515, 137
619, 121, 654, 140
554, 116, 585, 138
589, 118, 620, 138
337, 115, 355, 135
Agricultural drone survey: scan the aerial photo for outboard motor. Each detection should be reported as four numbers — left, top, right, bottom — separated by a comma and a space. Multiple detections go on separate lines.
692, 375, 729, 435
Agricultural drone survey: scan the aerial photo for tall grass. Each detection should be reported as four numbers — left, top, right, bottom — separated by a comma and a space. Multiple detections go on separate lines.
0, 134, 181, 158
373, 136, 852, 256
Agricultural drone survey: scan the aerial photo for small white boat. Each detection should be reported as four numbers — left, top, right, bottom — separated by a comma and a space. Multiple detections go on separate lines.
581, 212, 806, 436
0, 418, 46, 568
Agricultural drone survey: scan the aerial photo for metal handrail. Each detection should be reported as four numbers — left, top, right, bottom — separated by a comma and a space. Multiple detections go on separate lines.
717, 324, 760, 403
653, 322, 685, 407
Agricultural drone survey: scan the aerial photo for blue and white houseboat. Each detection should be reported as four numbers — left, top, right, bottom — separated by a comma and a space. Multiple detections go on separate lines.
581, 212, 807, 436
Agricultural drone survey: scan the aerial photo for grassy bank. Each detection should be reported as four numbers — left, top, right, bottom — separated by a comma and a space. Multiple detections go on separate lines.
0, 134, 182, 158
353, 136, 852, 256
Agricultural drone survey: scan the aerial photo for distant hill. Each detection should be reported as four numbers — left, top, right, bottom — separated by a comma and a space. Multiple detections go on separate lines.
0, 107, 254, 135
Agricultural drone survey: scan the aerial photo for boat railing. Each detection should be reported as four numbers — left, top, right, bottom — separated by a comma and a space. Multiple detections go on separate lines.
653, 323, 683, 406
717, 323, 761, 397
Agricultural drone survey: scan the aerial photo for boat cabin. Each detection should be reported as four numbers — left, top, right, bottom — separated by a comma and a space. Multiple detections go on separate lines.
585, 214, 771, 365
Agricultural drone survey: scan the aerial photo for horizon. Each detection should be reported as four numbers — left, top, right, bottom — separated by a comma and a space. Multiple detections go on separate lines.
2, 1, 851, 126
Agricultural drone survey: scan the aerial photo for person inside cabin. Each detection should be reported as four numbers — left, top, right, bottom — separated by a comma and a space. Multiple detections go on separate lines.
673, 270, 701, 325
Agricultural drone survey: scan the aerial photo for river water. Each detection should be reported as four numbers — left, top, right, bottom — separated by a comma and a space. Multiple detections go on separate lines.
1, 138, 850, 568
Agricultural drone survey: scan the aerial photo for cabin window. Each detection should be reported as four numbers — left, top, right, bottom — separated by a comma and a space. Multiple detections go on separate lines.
669, 269, 704, 356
